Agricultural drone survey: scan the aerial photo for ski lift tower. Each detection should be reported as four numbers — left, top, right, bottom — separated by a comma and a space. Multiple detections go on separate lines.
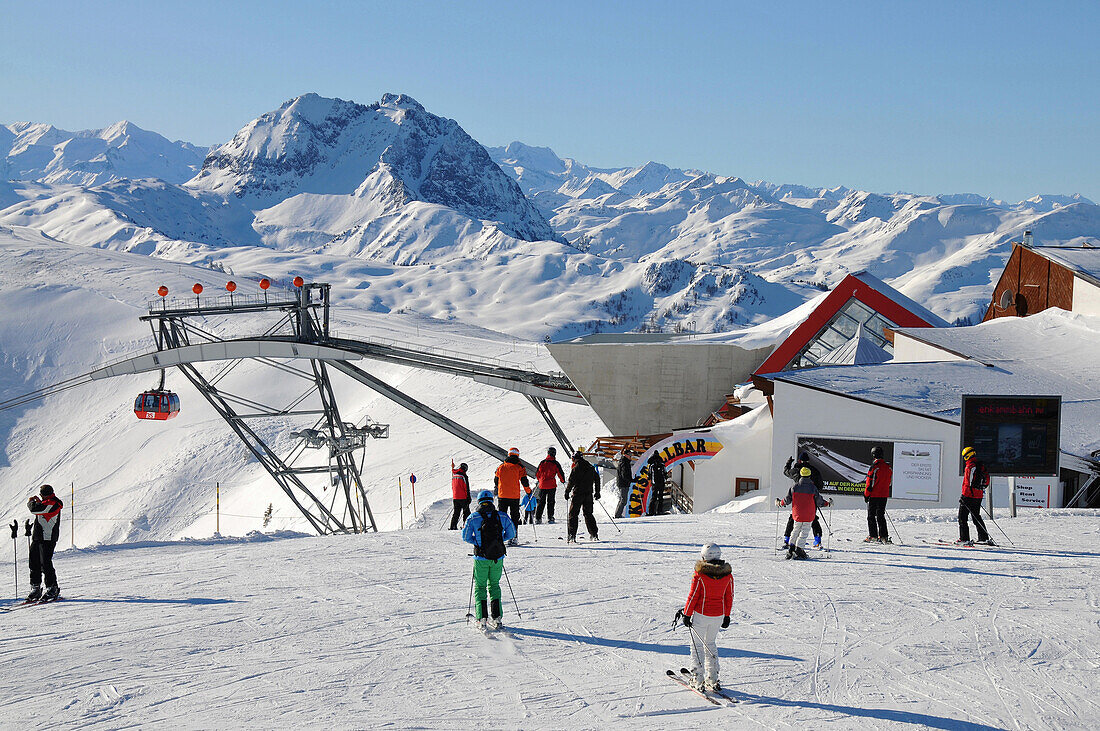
141, 280, 387, 535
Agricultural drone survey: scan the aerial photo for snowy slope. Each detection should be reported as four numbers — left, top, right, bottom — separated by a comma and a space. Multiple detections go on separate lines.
1, 509, 1096, 729
1, 120, 208, 185
0, 225, 603, 546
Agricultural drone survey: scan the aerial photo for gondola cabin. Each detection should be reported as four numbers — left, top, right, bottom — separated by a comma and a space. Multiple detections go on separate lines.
134, 391, 180, 420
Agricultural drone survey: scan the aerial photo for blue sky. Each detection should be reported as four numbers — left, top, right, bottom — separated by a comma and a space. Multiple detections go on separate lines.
2, 1, 1097, 202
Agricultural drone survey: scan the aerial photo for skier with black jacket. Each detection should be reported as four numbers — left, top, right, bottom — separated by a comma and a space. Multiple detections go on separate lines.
646, 452, 668, 515
782, 453, 824, 549
26, 484, 63, 602
614, 451, 633, 518
461, 490, 517, 629
565, 451, 600, 542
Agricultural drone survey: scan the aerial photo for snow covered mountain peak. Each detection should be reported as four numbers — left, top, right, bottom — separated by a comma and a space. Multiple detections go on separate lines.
190, 93, 557, 243
1, 119, 207, 186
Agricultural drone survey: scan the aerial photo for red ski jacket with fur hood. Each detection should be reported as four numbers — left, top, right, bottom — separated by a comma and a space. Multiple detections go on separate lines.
683, 559, 734, 618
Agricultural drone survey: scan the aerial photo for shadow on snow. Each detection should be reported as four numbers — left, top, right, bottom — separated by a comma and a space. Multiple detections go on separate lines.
506, 626, 802, 662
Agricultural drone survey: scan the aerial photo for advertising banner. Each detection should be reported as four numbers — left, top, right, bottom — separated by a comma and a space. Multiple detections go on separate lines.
794, 436, 941, 501
627, 432, 725, 517
960, 395, 1061, 476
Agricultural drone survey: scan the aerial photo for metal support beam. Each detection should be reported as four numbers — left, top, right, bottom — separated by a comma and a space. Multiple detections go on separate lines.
526, 395, 574, 456
330, 361, 537, 476
1065, 474, 1099, 508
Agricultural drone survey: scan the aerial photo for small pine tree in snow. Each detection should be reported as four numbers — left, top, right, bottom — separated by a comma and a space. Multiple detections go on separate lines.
263, 503, 273, 528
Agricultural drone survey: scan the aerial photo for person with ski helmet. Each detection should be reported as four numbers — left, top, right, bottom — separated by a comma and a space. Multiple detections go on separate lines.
675, 543, 734, 692
534, 446, 565, 524
462, 490, 517, 629
614, 450, 633, 518
494, 447, 529, 546
26, 484, 63, 602
449, 462, 471, 530
782, 452, 824, 549
646, 452, 669, 515
958, 446, 992, 545
564, 451, 600, 543
777, 467, 831, 559
864, 446, 893, 543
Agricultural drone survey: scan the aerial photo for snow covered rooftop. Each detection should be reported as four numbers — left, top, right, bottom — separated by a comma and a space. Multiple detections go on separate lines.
1028, 244, 1100, 287
772, 309, 1100, 463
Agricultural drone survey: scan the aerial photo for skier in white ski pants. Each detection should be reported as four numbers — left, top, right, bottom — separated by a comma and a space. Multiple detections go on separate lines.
688, 613, 723, 685
680, 543, 734, 690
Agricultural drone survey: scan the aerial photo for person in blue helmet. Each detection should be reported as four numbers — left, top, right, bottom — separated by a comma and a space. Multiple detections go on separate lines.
462, 490, 517, 629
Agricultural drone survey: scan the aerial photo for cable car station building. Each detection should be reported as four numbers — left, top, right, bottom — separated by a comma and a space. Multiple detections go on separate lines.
548, 241, 1100, 514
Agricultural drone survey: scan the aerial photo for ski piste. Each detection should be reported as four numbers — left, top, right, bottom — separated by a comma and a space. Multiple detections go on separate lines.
680, 668, 739, 704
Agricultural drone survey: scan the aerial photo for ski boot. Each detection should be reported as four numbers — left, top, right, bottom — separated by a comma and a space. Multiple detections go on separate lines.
954, 539, 974, 546
489, 599, 503, 629
548, 518, 555, 524
25, 585, 42, 603
793, 546, 809, 560
566, 535, 576, 543
813, 536, 822, 549
41, 585, 60, 603
863, 536, 877, 543
784, 546, 795, 560
589, 534, 599, 542
881, 536, 893, 545
705, 679, 722, 693
975, 538, 996, 546
689, 671, 703, 691
783, 535, 790, 547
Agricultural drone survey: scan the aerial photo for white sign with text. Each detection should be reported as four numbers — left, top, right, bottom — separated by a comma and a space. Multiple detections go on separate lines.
891, 442, 942, 501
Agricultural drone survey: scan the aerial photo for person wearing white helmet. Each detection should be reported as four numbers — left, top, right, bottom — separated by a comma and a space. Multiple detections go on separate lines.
675, 542, 734, 692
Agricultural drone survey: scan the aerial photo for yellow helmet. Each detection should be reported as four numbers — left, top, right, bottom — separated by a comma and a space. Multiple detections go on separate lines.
961, 446, 976, 459
800, 467, 812, 477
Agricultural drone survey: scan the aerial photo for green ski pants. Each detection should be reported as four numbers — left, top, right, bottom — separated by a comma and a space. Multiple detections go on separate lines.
473, 558, 503, 618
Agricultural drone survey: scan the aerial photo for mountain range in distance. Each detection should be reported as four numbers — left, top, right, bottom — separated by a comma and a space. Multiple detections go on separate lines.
3, 93, 1098, 338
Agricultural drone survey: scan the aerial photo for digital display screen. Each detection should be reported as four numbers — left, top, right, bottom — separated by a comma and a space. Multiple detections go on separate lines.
960, 396, 1061, 477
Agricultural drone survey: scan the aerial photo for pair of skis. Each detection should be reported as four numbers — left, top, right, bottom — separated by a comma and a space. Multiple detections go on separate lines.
1, 595, 63, 613
665, 668, 738, 706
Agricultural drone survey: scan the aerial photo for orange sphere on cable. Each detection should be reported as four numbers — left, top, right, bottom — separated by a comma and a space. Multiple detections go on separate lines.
226, 281, 237, 292
157, 286, 168, 297
293, 276, 304, 288
192, 283, 203, 295
259, 278, 270, 290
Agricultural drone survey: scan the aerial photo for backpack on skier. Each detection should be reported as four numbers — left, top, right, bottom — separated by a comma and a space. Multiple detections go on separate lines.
476, 509, 507, 560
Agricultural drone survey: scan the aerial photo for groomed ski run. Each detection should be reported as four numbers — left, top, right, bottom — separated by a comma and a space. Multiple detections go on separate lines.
1, 509, 1096, 729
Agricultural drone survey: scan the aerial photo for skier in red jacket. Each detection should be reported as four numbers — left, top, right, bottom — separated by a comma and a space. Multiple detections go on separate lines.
449, 463, 471, 530
534, 447, 565, 524
958, 446, 992, 544
864, 446, 892, 543
777, 468, 831, 560
676, 542, 734, 691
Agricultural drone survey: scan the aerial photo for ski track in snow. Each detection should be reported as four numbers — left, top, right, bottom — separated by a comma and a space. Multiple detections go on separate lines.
0, 510, 1097, 729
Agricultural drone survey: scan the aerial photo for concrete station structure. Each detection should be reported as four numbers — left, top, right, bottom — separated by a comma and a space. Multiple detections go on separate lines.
549, 239, 1100, 514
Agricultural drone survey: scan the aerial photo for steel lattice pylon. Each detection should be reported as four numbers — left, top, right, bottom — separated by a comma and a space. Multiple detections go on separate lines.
144, 284, 384, 534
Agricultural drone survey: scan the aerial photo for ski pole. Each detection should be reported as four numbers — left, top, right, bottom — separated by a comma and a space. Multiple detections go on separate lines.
501, 563, 522, 618
773, 503, 781, 556
596, 494, 623, 533
884, 510, 904, 545
981, 503, 1015, 545
10, 521, 17, 600
687, 622, 720, 662
466, 564, 476, 623
827, 501, 833, 554
816, 510, 832, 535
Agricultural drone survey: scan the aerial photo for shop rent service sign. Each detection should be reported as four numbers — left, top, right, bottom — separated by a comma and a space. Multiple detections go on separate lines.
795, 436, 941, 501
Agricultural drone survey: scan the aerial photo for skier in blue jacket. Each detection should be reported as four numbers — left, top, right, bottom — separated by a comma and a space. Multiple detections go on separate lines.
462, 490, 517, 629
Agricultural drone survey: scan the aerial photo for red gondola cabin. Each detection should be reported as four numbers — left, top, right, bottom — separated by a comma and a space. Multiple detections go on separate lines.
134, 391, 180, 420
